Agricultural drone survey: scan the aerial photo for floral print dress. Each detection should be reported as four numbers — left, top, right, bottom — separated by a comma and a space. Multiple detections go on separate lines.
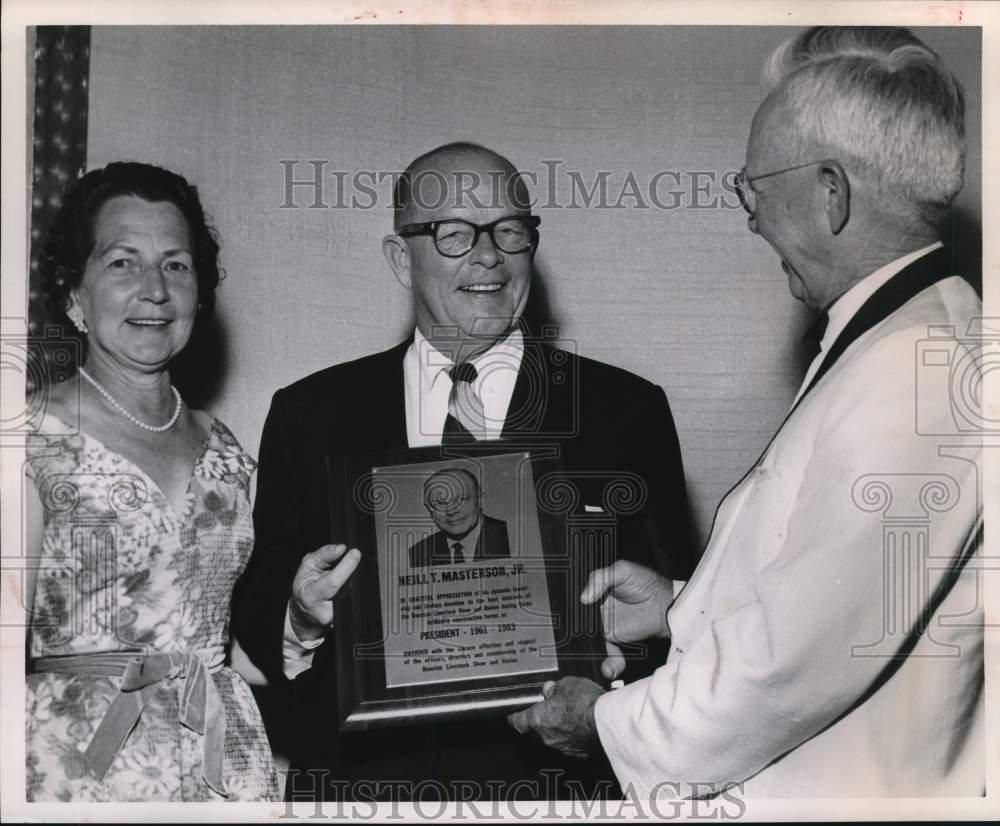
24, 415, 279, 801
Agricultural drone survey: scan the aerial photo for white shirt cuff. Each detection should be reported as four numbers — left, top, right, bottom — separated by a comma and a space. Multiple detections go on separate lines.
282, 603, 325, 679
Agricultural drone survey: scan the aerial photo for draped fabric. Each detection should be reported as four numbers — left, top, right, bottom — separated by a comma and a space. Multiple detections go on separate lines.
27, 26, 90, 392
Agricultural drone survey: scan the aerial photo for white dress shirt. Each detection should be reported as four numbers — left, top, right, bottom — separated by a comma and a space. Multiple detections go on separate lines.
283, 330, 525, 677
404, 327, 524, 446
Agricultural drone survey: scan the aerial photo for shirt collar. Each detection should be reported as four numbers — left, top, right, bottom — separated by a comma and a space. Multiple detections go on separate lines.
412, 327, 525, 393
819, 241, 943, 354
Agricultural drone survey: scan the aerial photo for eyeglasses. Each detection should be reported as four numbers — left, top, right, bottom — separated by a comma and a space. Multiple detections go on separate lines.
398, 215, 541, 258
734, 160, 827, 216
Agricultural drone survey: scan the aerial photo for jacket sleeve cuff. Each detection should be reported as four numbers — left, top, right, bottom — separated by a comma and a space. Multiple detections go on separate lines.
282, 602, 324, 679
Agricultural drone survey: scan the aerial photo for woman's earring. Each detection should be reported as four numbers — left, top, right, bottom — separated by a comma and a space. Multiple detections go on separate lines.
67, 305, 89, 334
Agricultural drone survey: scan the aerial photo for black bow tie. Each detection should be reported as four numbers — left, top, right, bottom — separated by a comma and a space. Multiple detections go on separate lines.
802, 311, 830, 359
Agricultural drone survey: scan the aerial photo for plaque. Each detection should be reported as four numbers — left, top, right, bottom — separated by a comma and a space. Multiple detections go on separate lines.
328, 446, 604, 730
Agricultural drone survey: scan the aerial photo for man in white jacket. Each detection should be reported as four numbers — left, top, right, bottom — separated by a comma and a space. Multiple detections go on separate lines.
510, 26, 985, 799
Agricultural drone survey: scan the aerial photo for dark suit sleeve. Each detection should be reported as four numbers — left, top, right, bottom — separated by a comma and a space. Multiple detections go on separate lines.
231, 387, 303, 684
490, 517, 511, 559
628, 383, 697, 581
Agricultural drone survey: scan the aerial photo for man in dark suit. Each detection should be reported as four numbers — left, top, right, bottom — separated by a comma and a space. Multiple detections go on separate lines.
408, 468, 510, 567
232, 141, 696, 801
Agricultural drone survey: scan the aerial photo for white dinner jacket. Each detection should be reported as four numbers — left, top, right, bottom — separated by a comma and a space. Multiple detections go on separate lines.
595, 269, 985, 798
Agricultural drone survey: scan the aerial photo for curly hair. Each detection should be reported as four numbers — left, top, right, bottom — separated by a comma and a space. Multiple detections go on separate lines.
39, 161, 223, 361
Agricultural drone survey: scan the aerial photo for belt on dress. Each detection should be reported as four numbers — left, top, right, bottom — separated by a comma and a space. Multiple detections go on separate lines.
30, 651, 228, 796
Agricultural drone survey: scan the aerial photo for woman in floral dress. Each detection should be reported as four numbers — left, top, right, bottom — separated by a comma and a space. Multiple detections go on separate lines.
24, 162, 279, 801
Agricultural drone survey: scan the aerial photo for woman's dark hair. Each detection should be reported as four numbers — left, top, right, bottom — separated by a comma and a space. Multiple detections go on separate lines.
39, 161, 223, 359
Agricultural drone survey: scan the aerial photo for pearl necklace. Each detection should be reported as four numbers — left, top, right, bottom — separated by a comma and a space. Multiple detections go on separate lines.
78, 367, 183, 433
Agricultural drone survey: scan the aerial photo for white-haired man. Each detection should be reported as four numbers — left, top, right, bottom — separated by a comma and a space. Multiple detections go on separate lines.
510, 26, 984, 798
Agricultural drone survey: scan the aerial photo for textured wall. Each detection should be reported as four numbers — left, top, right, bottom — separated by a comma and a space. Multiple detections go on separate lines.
86, 25, 982, 546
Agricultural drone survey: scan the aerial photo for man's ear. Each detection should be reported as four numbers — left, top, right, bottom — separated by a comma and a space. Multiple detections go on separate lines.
818, 160, 850, 235
382, 234, 412, 288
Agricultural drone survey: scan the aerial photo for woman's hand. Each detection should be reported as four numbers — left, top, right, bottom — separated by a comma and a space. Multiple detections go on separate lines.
288, 544, 361, 641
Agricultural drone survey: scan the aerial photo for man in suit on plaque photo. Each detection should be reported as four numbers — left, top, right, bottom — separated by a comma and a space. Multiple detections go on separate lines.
232, 141, 697, 800
408, 468, 511, 568
510, 26, 985, 799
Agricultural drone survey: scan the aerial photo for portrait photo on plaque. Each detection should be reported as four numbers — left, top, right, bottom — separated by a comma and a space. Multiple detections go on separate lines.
328, 447, 604, 730
374, 453, 558, 690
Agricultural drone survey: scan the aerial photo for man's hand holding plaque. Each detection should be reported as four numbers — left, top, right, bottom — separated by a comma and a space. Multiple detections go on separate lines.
581, 560, 674, 680
289, 544, 362, 642
508, 560, 675, 757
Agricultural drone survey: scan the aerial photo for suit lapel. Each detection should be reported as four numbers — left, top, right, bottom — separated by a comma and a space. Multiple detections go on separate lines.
501, 342, 569, 439
719, 247, 958, 504
473, 518, 490, 561
363, 339, 410, 449
794, 245, 956, 411
502, 343, 542, 438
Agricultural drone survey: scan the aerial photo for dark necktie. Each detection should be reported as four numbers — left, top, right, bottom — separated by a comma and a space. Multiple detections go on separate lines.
451, 542, 465, 565
442, 362, 486, 445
